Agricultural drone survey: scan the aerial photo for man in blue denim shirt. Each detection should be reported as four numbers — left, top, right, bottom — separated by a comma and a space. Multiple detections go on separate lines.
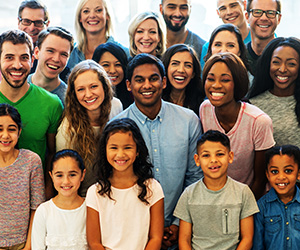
253, 145, 300, 250
114, 53, 202, 249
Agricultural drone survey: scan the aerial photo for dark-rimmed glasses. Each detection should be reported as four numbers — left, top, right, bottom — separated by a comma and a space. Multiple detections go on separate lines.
249, 9, 280, 19
18, 17, 48, 28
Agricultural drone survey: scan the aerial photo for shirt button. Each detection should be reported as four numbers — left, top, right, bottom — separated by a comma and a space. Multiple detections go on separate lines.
285, 206, 288, 209
270, 219, 273, 222
152, 129, 155, 132
287, 237, 290, 240
154, 149, 157, 152
286, 222, 289, 225
156, 168, 159, 172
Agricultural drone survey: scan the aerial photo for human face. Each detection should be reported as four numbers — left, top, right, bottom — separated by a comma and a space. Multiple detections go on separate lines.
266, 154, 300, 204
270, 46, 299, 97
127, 63, 166, 115
80, 0, 108, 34
160, 0, 190, 32
217, 0, 246, 28
194, 141, 233, 183
211, 31, 241, 56
0, 42, 32, 89
246, 0, 281, 40
0, 115, 20, 155
18, 7, 48, 44
74, 70, 105, 115
106, 131, 138, 175
134, 19, 161, 56
50, 157, 85, 198
99, 51, 124, 86
167, 51, 194, 91
204, 62, 235, 108
34, 34, 71, 80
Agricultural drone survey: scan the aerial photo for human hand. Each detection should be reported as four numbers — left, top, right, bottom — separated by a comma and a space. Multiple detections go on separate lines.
161, 224, 179, 249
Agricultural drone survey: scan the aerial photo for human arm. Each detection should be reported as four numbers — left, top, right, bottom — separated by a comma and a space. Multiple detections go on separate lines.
236, 215, 254, 250
251, 150, 268, 200
178, 220, 192, 250
144, 198, 164, 250
86, 207, 105, 250
31, 205, 47, 250
23, 209, 35, 250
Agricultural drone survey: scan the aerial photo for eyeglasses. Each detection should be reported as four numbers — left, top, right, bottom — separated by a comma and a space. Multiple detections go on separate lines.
18, 17, 48, 28
249, 9, 280, 19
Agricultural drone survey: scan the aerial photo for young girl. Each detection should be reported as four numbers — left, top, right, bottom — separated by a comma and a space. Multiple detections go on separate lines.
31, 149, 87, 249
86, 118, 164, 250
0, 104, 44, 249
253, 145, 300, 249
199, 52, 275, 199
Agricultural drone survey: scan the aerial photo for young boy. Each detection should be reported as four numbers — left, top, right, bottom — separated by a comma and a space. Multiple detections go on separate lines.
174, 130, 259, 250
252, 145, 300, 250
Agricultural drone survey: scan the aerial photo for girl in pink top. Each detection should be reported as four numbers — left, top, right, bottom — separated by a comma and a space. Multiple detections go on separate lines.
200, 53, 275, 199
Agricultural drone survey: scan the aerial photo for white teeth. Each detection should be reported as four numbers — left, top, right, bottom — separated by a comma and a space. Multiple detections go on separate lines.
61, 186, 72, 190
174, 76, 185, 81
211, 92, 224, 97
48, 64, 59, 70
116, 160, 126, 164
109, 76, 117, 80
277, 76, 288, 81
85, 98, 96, 103
89, 21, 98, 25
277, 183, 287, 187
259, 25, 269, 28
10, 72, 22, 76
228, 17, 237, 21
142, 42, 151, 46
142, 92, 153, 96
0, 141, 10, 145
172, 18, 181, 21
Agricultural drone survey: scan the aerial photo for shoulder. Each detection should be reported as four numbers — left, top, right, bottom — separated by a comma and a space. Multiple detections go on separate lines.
243, 102, 272, 122
30, 84, 62, 106
186, 30, 206, 45
18, 149, 42, 165
163, 101, 199, 121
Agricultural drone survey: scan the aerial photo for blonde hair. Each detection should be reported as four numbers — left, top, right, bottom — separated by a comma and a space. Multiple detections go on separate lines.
128, 11, 166, 57
75, 0, 114, 53
64, 59, 113, 166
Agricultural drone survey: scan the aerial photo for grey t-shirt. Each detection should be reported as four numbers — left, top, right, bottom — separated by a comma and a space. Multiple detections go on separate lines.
184, 30, 206, 61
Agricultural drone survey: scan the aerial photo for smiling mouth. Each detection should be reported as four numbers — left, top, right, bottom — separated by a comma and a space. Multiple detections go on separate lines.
174, 76, 186, 83
61, 186, 72, 190
47, 64, 59, 70
227, 16, 238, 21
88, 21, 99, 25
258, 24, 270, 28
141, 91, 154, 97
0, 141, 11, 145
276, 183, 288, 187
276, 76, 289, 82
85, 98, 97, 103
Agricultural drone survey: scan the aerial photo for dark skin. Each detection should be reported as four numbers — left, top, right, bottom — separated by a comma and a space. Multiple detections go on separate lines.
162, 224, 179, 249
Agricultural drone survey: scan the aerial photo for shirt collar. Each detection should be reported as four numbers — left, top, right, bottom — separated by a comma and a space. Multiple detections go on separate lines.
266, 186, 300, 204
131, 100, 165, 124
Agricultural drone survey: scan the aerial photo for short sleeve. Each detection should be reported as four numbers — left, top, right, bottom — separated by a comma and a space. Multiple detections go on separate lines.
56, 118, 70, 152
173, 188, 192, 223
31, 202, 47, 249
148, 179, 164, 206
241, 185, 259, 219
86, 184, 100, 212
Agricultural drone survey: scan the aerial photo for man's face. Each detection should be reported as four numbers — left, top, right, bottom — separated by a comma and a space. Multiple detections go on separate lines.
34, 34, 71, 80
246, 0, 281, 40
217, 0, 246, 29
0, 41, 32, 89
160, 0, 191, 32
18, 7, 49, 44
126, 63, 166, 113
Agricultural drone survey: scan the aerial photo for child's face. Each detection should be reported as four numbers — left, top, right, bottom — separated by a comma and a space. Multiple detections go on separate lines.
106, 131, 138, 175
50, 157, 85, 197
0, 115, 20, 154
194, 141, 233, 181
266, 154, 300, 203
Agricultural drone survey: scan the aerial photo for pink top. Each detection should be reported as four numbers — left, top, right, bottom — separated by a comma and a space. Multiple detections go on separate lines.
200, 100, 275, 186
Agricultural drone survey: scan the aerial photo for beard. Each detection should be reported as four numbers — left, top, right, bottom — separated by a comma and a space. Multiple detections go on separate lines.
162, 13, 189, 32
0, 68, 28, 89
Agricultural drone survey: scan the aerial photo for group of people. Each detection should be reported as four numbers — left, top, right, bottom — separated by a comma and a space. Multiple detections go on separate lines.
0, 0, 299, 249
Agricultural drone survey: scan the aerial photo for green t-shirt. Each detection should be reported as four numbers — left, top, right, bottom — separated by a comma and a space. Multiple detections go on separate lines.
0, 83, 63, 168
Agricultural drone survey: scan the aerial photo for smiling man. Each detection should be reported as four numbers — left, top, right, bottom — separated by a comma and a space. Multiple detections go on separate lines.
245, 0, 282, 74
29, 27, 74, 105
114, 53, 202, 250
160, 0, 206, 61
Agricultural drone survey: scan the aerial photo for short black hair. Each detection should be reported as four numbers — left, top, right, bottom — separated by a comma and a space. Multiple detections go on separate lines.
197, 130, 231, 151
126, 53, 165, 82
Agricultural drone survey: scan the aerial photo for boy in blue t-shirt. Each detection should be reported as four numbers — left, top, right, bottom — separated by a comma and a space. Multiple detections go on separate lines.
253, 145, 300, 250
174, 130, 258, 250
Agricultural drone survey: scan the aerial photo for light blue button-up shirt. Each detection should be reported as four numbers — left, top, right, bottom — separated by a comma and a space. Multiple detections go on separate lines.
253, 187, 300, 250
114, 100, 203, 226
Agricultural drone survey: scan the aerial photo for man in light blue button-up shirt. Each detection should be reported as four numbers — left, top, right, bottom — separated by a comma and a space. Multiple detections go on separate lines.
114, 53, 203, 249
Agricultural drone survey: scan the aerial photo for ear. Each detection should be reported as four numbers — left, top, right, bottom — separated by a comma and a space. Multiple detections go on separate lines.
277, 14, 282, 25
162, 76, 167, 89
265, 169, 270, 181
49, 171, 53, 181
18, 128, 22, 137
126, 79, 132, 91
228, 151, 234, 164
194, 153, 201, 167
245, 11, 250, 23
243, 0, 247, 10
159, 4, 163, 14
46, 20, 50, 27
216, 9, 220, 17
81, 169, 86, 182
34, 46, 40, 60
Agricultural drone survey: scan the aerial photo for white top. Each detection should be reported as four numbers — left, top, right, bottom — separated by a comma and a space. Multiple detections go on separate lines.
86, 178, 164, 250
31, 199, 87, 250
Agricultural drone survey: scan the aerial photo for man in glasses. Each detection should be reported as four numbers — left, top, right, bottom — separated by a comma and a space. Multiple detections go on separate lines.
245, 0, 281, 74
18, 0, 50, 46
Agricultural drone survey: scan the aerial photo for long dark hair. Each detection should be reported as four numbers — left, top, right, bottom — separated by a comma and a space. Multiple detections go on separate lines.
248, 37, 300, 125
94, 118, 153, 204
92, 42, 133, 109
162, 44, 205, 115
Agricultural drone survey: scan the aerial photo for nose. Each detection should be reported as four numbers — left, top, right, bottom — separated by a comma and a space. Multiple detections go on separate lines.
177, 62, 185, 73
52, 52, 60, 62
143, 79, 152, 89
220, 45, 228, 53
260, 12, 269, 20
85, 88, 92, 97
212, 79, 222, 88
116, 148, 125, 157
109, 64, 116, 74
1, 129, 9, 138
62, 175, 70, 184
279, 63, 287, 73
174, 7, 182, 17
13, 58, 23, 69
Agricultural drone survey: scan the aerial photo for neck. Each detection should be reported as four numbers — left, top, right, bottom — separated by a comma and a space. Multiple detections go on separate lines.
251, 35, 275, 56
87, 109, 101, 126
166, 27, 188, 48
170, 88, 185, 106
85, 31, 107, 59
0, 80, 30, 103
0, 149, 19, 167
110, 171, 138, 189
52, 193, 84, 210
135, 99, 162, 120
238, 22, 250, 41
31, 71, 61, 92
270, 84, 295, 97
203, 176, 227, 191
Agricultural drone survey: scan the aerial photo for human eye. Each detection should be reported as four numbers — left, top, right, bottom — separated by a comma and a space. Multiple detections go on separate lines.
213, 42, 221, 47
55, 174, 63, 178
136, 29, 143, 34
230, 3, 239, 8
270, 170, 278, 174
285, 169, 294, 174
271, 59, 280, 65
8, 128, 17, 132
101, 63, 109, 68
218, 6, 226, 12
206, 77, 215, 82
135, 77, 144, 83
96, 8, 103, 13
47, 49, 54, 53
5, 55, 13, 60
201, 153, 210, 158
185, 63, 193, 69
150, 76, 159, 82
221, 78, 231, 83
266, 10, 276, 17
150, 30, 157, 34
82, 9, 89, 14
287, 62, 297, 67
228, 43, 236, 48
115, 63, 122, 68
170, 61, 179, 66
180, 5, 189, 10
253, 9, 262, 16
21, 55, 30, 61
91, 84, 99, 89
216, 152, 225, 156
167, 5, 176, 10
76, 87, 84, 92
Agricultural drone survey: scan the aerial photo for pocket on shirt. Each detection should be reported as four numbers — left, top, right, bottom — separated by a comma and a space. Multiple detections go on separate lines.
222, 207, 240, 235
264, 215, 282, 233
294, 214, 300, 231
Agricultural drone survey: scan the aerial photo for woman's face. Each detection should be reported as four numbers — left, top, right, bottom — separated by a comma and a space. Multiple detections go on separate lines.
270, 45, 299, 96
211, 30, 240, 56
99, 51, 124, 86
0, 115, 20, 154
167, 51, 195, 91
80, 0, 108, 34
74, 70, 105, 114
205, 61, 235, 108
134, 18, 161, 56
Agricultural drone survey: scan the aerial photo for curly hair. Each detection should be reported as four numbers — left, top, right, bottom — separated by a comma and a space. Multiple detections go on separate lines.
94, 118, 154, 205
63, 59, 113, 166
248, 37, 300, 125
162, 44, 205, 115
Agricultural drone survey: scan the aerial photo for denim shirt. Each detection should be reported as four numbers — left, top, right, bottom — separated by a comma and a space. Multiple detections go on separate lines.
253, 187, 300, 250
114, 101, 203, 226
